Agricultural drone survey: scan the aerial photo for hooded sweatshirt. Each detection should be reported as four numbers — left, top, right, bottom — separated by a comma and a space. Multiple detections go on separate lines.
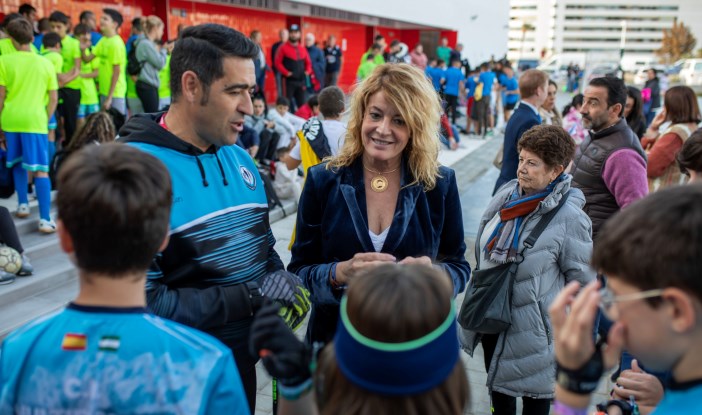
120, 113, 284, 346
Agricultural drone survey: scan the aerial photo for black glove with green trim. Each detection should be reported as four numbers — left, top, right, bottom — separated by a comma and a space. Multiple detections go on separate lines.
260, 270, 311, 330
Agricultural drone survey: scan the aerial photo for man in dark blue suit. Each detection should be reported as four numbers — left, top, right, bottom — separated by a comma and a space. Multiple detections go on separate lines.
493, 69, 550, 194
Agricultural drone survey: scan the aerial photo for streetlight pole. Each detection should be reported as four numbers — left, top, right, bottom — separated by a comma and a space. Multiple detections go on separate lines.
619, 20, 627, 72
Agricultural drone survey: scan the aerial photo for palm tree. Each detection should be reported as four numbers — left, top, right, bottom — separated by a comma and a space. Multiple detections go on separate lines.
519, 22, 536, 61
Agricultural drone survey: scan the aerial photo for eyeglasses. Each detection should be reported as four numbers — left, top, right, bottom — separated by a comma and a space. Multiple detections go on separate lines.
599, 288, 665, 319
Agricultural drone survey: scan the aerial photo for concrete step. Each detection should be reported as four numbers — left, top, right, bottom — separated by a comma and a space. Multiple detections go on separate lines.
0, 277, 77, 340
0, 251, 76, 310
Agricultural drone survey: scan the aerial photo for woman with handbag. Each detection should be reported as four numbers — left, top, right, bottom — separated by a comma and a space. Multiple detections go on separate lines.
641, 85, 701, 192
459, 125, 595, 415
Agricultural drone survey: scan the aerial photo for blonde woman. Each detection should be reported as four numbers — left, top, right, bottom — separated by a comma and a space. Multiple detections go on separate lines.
135, 15, 166, 113
288, 63, 471, 344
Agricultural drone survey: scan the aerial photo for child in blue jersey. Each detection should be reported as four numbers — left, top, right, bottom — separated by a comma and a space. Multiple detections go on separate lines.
550, 185, 702, 415
0, 143, 250, 415
442, 59, 465, 125
500, 66, 519, 121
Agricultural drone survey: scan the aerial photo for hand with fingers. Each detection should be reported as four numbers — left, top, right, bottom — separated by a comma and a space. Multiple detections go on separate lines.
398, 256, 433, 267
334, 252, 396, 285
612, 359, 664, 415
549, 281, 627, 409
249, 302, 312, 387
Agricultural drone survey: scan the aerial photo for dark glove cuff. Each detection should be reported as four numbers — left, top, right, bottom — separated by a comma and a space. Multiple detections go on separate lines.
556, 341, 605, 395
596, 399, 634, 415
278, 378, 313, 400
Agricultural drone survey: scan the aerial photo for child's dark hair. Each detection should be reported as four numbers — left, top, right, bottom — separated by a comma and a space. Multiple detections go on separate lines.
593, 184, 702, 303
677, 128, 702, 176
57, 143, 172, 276
42, 32, 62, 49
307, 95, 319, 109
73, 23, 90, 37
318, 86, 345, 118
276, 96, 290, 107
562, 93, 584, 117
48, 11, 70, 26
276, 147, 289, 160
68, 112, 117, 152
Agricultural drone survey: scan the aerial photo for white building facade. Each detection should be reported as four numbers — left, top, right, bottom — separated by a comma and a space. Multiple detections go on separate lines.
508, 0, 702, 66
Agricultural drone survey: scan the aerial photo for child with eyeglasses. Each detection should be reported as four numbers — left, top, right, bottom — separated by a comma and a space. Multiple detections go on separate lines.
550, 184, 702, 415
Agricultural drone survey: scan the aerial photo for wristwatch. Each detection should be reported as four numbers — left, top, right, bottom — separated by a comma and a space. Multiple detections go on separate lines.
246, 281, 264, 312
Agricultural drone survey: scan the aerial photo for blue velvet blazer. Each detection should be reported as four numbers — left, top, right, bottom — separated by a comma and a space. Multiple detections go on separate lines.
288, 157, 471, 344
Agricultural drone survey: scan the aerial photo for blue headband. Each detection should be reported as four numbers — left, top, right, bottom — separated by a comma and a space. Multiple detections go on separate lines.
333, 296, 460, 395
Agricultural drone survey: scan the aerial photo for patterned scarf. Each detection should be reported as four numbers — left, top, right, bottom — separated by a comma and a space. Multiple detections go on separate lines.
484, 175, 565, 263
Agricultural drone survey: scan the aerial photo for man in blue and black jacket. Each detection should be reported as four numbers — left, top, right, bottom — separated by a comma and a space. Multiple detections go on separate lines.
120, 24, 309, 413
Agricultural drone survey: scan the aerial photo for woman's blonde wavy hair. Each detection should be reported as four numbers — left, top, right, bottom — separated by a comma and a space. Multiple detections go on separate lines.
326, 63, 442, 190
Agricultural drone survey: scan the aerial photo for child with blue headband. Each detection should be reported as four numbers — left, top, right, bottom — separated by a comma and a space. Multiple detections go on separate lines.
250, 263, 469, 414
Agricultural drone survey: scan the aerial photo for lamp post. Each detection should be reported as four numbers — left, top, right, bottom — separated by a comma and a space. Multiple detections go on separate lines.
619, 20, 627, 71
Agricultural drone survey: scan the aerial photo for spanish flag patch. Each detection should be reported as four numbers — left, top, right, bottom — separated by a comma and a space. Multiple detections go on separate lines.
61, 333, 87, 351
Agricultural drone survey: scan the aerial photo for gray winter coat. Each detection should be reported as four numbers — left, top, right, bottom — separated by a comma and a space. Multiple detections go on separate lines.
459, 175, 595, 399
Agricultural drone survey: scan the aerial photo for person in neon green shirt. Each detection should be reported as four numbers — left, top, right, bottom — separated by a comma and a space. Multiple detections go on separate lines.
0, 37, 39, 55
80, 8, 126, 116
0, 19, 58, 233
73, 24, 100, 128
41, 32, 64, 159
49, 11, 82, 145
158, 44, 173, 110
357, 50, 380, 81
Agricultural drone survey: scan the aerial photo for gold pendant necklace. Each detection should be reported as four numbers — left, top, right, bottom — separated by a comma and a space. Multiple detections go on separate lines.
364, 164, 400, 193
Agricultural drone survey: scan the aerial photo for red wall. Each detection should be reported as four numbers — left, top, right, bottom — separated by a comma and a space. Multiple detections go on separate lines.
301, 17, 367, 92
167, 0, 286, 103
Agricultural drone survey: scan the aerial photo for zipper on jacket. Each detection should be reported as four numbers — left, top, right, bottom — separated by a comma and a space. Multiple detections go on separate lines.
538, 300, 552, 345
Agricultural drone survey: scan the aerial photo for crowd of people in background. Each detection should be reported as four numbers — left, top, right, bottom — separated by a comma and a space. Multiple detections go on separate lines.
2, 3, 702, 415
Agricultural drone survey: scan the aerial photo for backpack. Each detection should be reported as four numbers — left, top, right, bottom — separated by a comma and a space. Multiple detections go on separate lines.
126, 39, 143, 77
0, 149, 14, 198
474, 81, 484, 102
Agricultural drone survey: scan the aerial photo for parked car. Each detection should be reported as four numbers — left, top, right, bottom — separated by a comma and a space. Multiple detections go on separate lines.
680, 59, 702, 87
633, 65, 667, 85
586, 63, 622, 82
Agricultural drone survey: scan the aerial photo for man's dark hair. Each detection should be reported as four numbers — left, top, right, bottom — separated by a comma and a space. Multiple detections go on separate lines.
276, 96, 290, 107
18, 4, 36, 16
37, 17, 50, 32
593, 184, 702, 303
374, 34, 384, 42
103, 8, 123, 28
170, 24, 258, 104
131, 17, 142, 33
1, 13, 23, 31
437, 59, 445, 66
57, 143, 172, 276
677, 128, 702, 175
6, 18, 33, 45
79, 10, 95, 23
318, 86, 345, 118
588, 76, 627, 116
370, 43, 382, 51
73, 23, 90, 37
390, 39, 400, 47
43, 32, 62, 49
49, 11, 70, 25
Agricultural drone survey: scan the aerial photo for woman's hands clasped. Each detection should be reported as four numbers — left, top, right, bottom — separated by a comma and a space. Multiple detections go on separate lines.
334, 254, 433, 285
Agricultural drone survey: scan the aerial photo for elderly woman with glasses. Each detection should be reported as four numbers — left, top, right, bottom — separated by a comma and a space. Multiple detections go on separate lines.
460, 124, 595, 415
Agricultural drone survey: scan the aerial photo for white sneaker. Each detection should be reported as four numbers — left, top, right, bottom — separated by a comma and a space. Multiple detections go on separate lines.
38, 219, 57, 234
16, 204, 30, 218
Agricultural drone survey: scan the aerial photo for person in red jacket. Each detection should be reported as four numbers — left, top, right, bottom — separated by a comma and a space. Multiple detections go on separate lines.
274, 24, 312, 113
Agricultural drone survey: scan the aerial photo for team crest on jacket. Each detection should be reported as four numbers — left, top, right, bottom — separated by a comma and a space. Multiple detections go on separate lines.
240, 166, 256, 190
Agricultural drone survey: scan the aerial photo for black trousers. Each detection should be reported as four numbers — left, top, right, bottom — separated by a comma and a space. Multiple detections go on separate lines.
0, 206, 23, 253
136, 80, 160, 114
482, 333, 551, 415
284, 79, 306, 112
59, 88, 81, 145
445, 94, 459, 125
256, 130, 280, 162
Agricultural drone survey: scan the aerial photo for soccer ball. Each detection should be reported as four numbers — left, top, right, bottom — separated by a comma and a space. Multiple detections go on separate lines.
0, 246, 22, 274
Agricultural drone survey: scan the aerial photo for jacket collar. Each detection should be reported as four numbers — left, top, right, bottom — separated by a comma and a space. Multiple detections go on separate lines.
589, 117, 628, 141
339, 157, 422, 253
